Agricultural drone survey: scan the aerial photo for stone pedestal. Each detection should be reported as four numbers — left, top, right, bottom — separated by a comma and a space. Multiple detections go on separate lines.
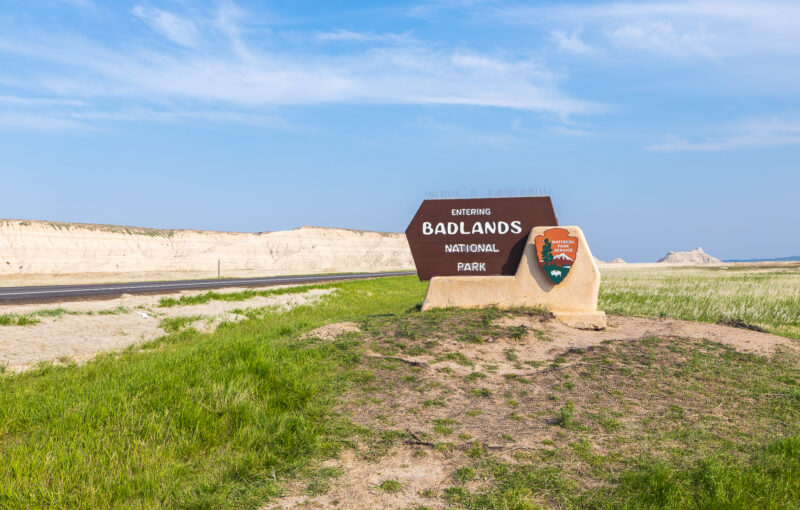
421, 226, 606, 329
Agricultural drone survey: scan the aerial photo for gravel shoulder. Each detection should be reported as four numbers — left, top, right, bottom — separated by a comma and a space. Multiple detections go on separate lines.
0, 285, 334, 372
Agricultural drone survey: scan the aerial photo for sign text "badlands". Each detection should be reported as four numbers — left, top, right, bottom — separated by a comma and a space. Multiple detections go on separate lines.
421, 221, 523, 236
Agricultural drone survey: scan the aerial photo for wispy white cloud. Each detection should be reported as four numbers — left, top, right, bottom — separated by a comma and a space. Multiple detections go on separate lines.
550, 30, 595, 54
415, 117, 519, 149
0, 102, 295, 132
609, 19, 716, 57
0, 95, 87, 107
648, 118, 800, 151
0, 1, 619, 135
548, 125, 591, 137
316, 29, 376, 42
0, 87, 295, 132
132, 5, 199, 47
500, 1, 800, 59
0, 7, 600, 119
451, 53, 514, 73
511, 118, 592, 137
407, 0, 493, 20
0, 112, 89, 131
315, 29, 415, 44
212, 3, 256, 60
72, 107, 294, 128
59, 0, 93, 7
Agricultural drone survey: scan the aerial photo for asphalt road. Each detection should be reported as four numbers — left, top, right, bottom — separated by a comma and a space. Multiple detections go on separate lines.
0, 271, 417, 304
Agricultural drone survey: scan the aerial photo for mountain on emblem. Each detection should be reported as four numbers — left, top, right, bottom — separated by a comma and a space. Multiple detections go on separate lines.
534, 228, 579, 285
551, 253, 574, 267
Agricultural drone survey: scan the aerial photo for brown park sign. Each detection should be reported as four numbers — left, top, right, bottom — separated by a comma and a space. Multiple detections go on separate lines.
405, 197, 558, 280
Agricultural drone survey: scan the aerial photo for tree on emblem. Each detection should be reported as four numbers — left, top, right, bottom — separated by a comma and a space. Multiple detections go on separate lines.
541, 238, 554, 264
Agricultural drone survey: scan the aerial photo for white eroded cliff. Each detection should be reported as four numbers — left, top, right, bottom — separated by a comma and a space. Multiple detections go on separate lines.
0, 220, 414, 279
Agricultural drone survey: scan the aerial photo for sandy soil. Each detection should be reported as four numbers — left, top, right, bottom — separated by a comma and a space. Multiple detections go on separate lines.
267, 314, 799, 509
302, 322, 361, 341
272, 448, 456, 510
0, 286, 334, 372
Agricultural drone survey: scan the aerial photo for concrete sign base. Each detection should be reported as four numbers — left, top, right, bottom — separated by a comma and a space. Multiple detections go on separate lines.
421, 226, 606, 330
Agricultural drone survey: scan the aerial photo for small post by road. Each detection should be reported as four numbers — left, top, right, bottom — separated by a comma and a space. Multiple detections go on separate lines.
217, 258, 220, 278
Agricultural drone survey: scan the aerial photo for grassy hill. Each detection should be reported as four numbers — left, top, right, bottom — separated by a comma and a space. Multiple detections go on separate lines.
1, 268, 799, 508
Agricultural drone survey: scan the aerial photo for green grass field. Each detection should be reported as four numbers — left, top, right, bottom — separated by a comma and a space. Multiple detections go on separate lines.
600, 264, 800, 339
1, 267, 798, 508
0, 278, 426, 508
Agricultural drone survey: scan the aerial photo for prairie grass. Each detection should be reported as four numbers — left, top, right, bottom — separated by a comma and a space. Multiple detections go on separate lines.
1, 307, 130, 323
0, 313, 40, 326
159, 315, 204, 332
600, 264, 800, 338
97, 306, 130, 315
377, 479, 403, 493
157, 283, 334, 307
30, 307, 76, 318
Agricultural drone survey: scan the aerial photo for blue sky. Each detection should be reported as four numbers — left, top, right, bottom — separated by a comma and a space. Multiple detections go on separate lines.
1, 0, 798, 261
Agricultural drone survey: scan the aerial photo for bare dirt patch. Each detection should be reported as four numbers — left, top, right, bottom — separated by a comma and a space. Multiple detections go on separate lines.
495, 314, 799, 360
269, 309, 800, 509
0, 286, 334, 371
302, 322, 361, 341
270, 447, 454, 509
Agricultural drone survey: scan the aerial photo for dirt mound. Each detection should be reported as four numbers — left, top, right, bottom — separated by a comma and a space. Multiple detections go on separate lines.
610, 257, 626, 263
503, 314, 795, 359
657, 246, 721, 264
302, 322, 361, 341
267, 312, 798, 509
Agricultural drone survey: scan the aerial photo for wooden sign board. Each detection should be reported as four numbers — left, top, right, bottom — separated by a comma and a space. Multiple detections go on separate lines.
405, 197, 558, 280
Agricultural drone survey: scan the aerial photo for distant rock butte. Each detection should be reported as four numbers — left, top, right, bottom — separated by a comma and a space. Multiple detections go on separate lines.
657, 247, 721, 264
593, 257, 627, 265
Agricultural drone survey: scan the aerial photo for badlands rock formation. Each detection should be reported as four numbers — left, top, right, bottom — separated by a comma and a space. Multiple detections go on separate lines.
0, 220, 414, 282
657, 247, 721, 264
594, 257, 626, 265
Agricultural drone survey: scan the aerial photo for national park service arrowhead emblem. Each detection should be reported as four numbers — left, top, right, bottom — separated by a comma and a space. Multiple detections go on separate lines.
535, 228, 578, 285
